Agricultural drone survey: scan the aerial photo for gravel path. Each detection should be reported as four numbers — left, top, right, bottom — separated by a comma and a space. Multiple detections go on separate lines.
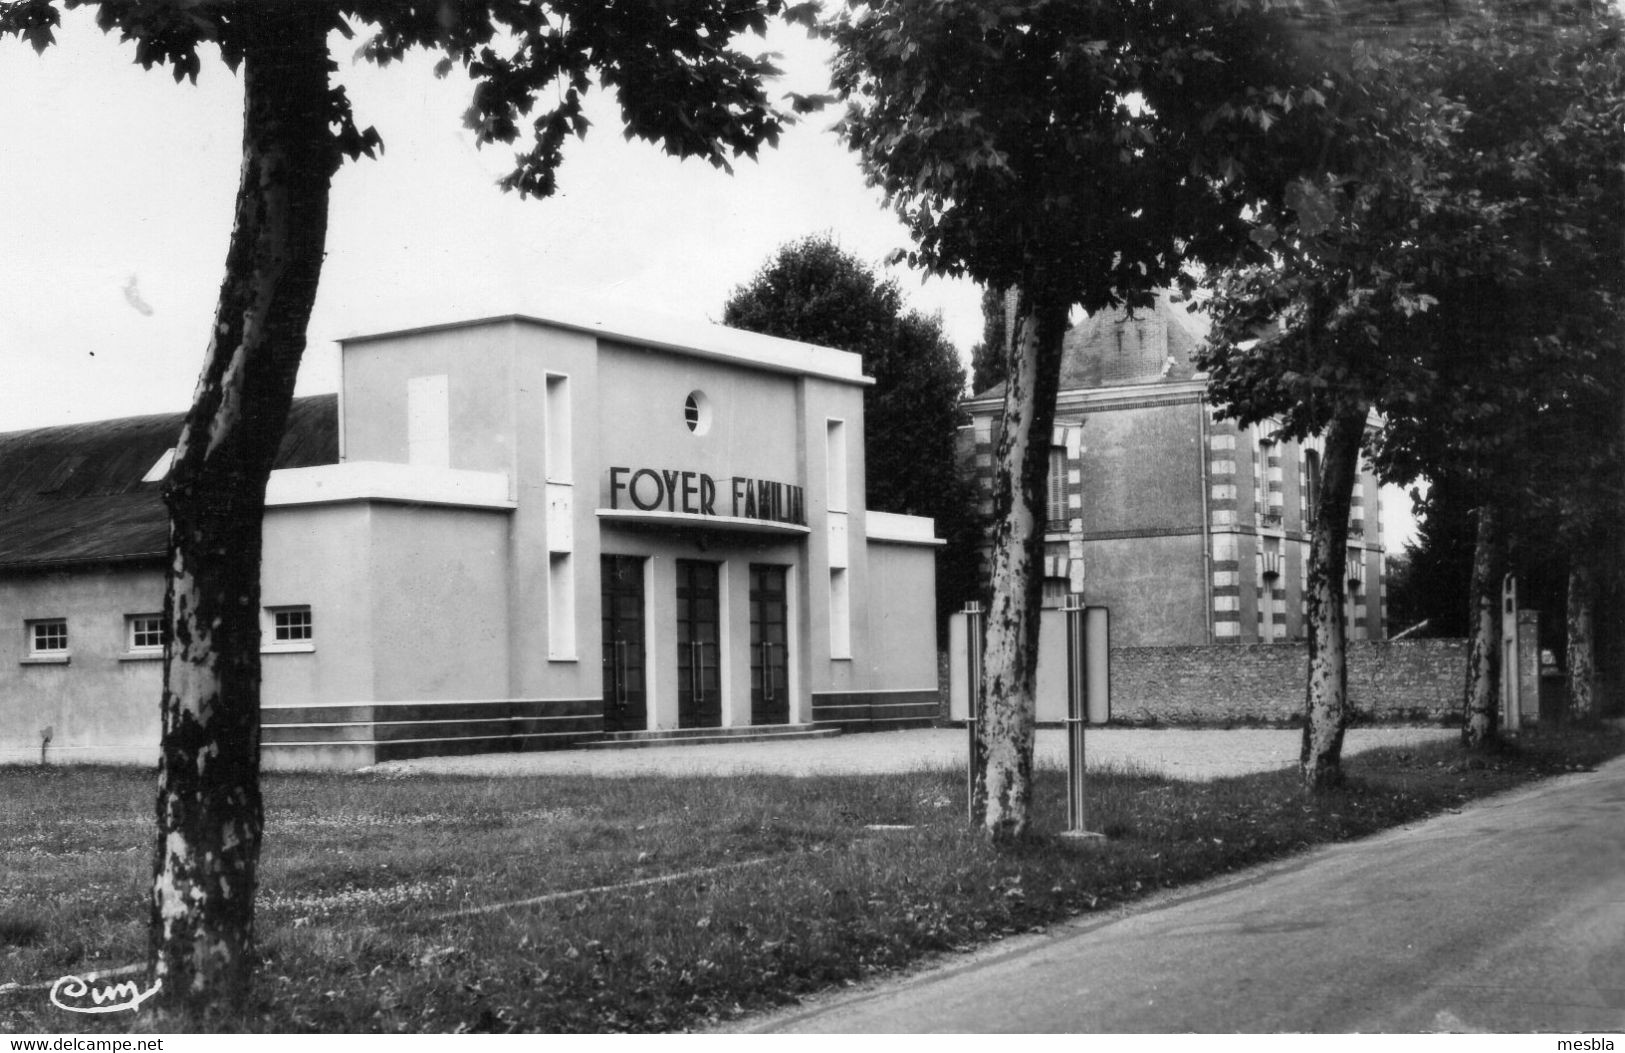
363, 725, 1459, 781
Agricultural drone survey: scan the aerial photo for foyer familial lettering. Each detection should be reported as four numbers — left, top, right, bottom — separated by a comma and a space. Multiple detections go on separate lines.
607, 466, 806, 526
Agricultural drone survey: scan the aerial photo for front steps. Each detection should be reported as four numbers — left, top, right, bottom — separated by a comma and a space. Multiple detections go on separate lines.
261, 697, 601, 771
259, 702, 843, 769
585, 724, 842, 750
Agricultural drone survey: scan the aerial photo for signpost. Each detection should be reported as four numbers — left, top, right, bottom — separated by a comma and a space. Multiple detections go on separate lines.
1501, 575, 1520, 737
963, 600, 985, 824
1061, 596, 1106, 841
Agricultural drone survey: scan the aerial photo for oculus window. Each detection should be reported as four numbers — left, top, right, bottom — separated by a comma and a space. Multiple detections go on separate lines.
684, 391, 712, 435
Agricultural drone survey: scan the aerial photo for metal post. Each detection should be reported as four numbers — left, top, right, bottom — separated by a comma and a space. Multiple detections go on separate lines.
1501, 574, 1520, 737
1062, 596, 1104, 841
1063, 595, 1087, 831
963, 600, 984, 825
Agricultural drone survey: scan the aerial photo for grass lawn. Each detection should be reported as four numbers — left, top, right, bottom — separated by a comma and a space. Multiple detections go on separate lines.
1, 724, 1620, 1033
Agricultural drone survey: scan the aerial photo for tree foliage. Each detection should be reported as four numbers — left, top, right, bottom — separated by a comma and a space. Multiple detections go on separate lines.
3, 0, 822, 189
969, 285, 1011, 396
722, 235, 982, 631
1202, 5, 1625, 753
830, 0, 1312, 836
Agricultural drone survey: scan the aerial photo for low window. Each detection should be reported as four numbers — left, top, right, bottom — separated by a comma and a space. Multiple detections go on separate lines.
127, 614, 164, 652
273, 607, 312, 643
263, 606, 314, 652
27, 619, 67, 657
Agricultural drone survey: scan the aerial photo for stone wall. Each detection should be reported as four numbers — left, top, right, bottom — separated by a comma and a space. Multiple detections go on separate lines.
1109, 638, 1468, 725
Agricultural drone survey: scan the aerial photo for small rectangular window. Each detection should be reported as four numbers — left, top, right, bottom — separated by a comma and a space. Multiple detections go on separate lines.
27, 619, 67, 657
274, 607, 312, 642
262, 606, 314, 652
127, 614, 164, 652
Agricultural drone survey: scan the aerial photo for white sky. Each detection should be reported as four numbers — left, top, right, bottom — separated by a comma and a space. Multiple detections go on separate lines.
0, 12, 982, 431
0, 9, 1415, 544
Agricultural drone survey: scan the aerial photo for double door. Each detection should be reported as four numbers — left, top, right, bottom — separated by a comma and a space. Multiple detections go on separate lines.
604, 557, 792, 731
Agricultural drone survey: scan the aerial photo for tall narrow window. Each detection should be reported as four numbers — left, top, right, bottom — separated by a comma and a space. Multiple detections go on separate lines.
828, 568, 851, 659
1303, 448, 1322, 528
549, 553, 576, 659
826, 419, 848, 512
407, 374, 450, 467
545, 374, 572, 483
1046, 447, 1068, 526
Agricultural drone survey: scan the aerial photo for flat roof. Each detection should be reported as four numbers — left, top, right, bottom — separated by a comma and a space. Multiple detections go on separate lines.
339, 308, 874, 387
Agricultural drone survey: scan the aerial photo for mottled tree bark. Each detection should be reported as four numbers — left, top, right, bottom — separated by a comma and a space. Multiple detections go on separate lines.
1462, 505, 1502, 749
151, 6, 340, 1005
1566, 561, 1596, 723
976, 288, 1070, 840
1299, 406, 1365, 791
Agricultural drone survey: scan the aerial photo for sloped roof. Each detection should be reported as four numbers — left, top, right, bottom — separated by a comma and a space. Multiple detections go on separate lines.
971, 294, 1208, 401
0, 395, 338, 571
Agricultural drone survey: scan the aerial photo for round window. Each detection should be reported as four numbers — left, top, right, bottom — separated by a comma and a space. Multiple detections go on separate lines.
684, 391, 712, 435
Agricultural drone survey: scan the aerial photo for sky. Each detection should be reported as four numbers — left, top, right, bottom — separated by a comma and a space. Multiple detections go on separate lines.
0, 12, 983, 428
0, 8, 1415, 545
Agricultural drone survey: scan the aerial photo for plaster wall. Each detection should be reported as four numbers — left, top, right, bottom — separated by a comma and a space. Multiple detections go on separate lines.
341, 321, 521, 475
1080, 534, 1209, 646
862, 541, 940, 690
0, 565, 163, 764
259, 502, 376, 710
364, 504, 512, 702
1075, 400, 1205, 536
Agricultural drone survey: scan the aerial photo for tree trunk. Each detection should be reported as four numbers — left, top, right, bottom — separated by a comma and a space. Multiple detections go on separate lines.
1299, 406, 1366, 791
1461, 504, 1502, 749
151, 7, 339, 1006
976, 288, 1069, 841
1566, 561, 1596, 723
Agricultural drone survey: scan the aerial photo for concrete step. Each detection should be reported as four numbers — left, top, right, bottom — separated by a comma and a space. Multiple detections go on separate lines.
597, 723, 817, 742
585, 725, 842, 750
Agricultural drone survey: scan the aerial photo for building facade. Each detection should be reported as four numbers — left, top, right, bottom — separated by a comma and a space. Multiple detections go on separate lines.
960, 295, 1386, 647
0, 312, 941, 768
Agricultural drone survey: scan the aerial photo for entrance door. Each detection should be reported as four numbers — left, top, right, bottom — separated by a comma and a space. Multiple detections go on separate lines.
750, 564, 790, 725
675, 559, 722, 729
600, 556, 646, 734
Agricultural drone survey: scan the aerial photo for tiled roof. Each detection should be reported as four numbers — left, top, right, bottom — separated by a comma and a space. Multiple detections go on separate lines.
0, 395, 338, 571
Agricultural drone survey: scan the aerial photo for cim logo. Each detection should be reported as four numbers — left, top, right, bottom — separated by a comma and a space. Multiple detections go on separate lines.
49, 973, 162, 1015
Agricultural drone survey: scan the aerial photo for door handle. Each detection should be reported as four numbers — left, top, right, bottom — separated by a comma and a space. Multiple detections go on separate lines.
761, 641, 775, 701
691, 640, 704, 704
615, 640, 627, 706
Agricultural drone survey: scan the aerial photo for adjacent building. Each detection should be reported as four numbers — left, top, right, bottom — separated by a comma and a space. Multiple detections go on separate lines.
0, 312, 942, 768
960, 295, 1386, 647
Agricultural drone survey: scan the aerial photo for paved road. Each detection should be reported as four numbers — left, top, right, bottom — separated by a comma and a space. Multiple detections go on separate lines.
367, 726, 1457, 781
745, 754, 1625, 1033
